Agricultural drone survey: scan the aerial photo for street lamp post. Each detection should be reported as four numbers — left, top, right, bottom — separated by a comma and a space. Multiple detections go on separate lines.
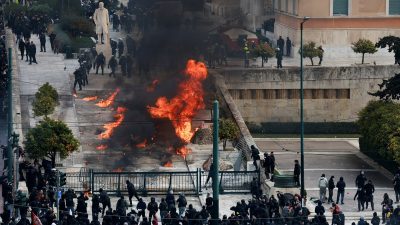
300, 16, 309, 206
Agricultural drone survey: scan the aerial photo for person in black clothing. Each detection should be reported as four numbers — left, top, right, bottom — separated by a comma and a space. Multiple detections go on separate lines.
315, 200, 325, 216
116, 195, 128, 216
204, 162, 214, 188
118, 39, 124, 58
328, 176, 335, 203
165, 189, 175, 210
99, 188, 111, 217
336, 176, 346, 204
250, 145, 260, 170
356, 171, 367, 188
205, 193, 213, 213
49, 32, 56, 51
354, 187, 366, 211
73, 66, 84, 91
95, 52, 106, 75
159, 198, 168, 223
294, 160, 301, 187
277, 36, 285, 55
28, 41, 38, 65
364, 180, 375, 210
110, 39, 118, 56
108, 55, 118, 78
92, 193, 101, 221
147, 197, 158, 220
126, 180, 139, 206
286, 37, 292, 56
39, 32, 46, 52
18, 39, 25, 60
136, 198, 146, 220
393, 173, 400, 203
270, 152, 276, 175
276, 48, 283, 68
263, 152, 271, 179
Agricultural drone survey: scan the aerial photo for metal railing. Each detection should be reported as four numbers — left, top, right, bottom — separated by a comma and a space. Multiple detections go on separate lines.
65, 169, 260, 195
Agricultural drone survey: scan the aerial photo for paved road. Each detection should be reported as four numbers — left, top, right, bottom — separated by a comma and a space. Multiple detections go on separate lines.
255, 138, 396, 220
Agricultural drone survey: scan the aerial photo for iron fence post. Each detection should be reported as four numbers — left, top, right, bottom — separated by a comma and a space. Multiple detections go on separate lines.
169, 173, 172, 191
90, 170, 94, 193
196, 168, 200, 195
143, 174, 147, 197
199, 169, 202, 193
117, 173, 121, 196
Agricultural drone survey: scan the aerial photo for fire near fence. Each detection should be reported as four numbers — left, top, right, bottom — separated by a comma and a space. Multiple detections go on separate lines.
65, 169, 260, 195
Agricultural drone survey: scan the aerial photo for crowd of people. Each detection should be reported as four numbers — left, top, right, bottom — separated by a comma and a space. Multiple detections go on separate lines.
0, 5, 8, 114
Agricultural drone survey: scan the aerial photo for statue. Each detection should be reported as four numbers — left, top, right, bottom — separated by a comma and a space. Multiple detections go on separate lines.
93, 2, 110, 44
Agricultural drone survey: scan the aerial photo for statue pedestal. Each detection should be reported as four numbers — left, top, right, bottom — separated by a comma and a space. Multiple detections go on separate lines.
96, 37, 112, 62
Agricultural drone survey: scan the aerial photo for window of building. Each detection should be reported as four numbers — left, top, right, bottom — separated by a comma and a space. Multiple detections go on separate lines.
333, 0, 349, 15
389, 0, 400, 15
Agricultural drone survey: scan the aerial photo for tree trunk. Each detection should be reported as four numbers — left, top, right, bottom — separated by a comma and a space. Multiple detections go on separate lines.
223, 139, 227, 151
309, 57, 314, 66
261, 57, 264, 67
362, 53, 365, 64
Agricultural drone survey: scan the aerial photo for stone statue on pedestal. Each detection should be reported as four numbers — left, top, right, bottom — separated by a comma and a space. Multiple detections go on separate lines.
93, 2, 109, 44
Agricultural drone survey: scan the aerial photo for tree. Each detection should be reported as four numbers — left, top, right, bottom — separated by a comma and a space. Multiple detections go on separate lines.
369, 73, 400, 100
32, 95, 56, 117
32, 83, 59, 117
358, 100, 400, 165
251, 42, 275, 67
351, 38, 377, 64
219, 118, 240, 151
375, 35, 400, 65
298, 41, 322, 66
24, 118, 79, 167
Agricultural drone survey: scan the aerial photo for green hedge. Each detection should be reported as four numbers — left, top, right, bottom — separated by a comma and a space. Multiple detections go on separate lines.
359, 137, 398, 174
247, 122, 359, 134
51, 24, 94, 53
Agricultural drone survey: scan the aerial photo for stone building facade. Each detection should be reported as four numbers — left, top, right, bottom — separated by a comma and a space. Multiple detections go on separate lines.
218, 65, 400, 124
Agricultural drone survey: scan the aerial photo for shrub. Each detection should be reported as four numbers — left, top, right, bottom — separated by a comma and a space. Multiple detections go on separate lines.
60, 15, 95, 38
352, 38, 377, 64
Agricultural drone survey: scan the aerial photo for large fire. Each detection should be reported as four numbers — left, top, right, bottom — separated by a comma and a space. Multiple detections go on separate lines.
176, 146, 191, 159
82, 96, 98, 101
96, 88, 120, 108
98, 106, 127, 139
147, 60, 208, 143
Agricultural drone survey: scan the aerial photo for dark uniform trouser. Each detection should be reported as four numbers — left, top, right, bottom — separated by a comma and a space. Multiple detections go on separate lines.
365, 195, 374, 210
40, 42, 46, 52
74, 79, 82, 90
128, 191, 139, 205
109, 67, 116, 77
328, 188, 334, 202
96, 64, 104, 74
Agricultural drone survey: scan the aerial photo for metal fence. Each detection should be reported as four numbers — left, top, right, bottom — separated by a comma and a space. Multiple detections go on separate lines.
65, 169, 260, 195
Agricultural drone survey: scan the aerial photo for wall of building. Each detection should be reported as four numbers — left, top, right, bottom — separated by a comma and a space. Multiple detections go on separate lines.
218, 65, 400, 124
352, 0, 386, 17
297, 0, 330, 17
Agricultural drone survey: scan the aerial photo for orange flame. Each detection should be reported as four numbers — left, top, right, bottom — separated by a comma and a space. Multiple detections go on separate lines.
176, 146, 191, 159
82, 96, 98, 101
98, 106, 127, 139
96, 88, 120, 108
146, 79, 159, 92
136, 139, 147, 148
112, 167, 124, 172
96, 144, 108, 151
163, 161, 173, 167
147, 60, 208, 143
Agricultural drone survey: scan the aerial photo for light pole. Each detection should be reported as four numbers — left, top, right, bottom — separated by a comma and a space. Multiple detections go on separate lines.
300, 16, 309, 206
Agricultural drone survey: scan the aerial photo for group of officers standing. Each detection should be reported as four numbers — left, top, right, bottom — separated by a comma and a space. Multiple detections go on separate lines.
73, 35, 137, 92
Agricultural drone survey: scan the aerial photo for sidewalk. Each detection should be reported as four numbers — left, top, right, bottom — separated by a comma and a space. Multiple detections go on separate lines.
12, 32, 83, 167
